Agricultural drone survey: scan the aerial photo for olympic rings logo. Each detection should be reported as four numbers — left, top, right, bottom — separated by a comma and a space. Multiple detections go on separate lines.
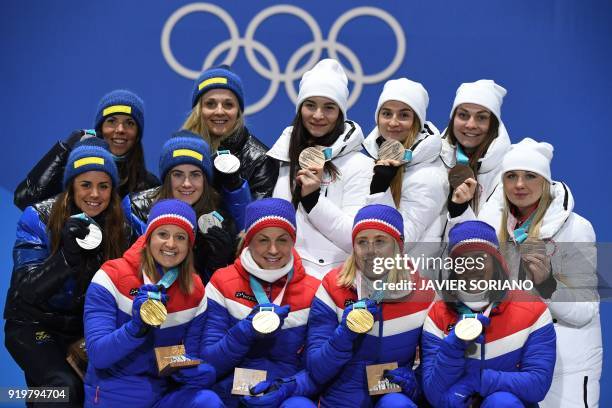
161, 3, 406, 115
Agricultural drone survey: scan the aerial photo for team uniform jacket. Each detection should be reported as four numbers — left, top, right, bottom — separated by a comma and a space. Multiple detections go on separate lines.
439, 121, 511, 217
421, 292, 556, 407
307, 267, 434, 407
475, 182, 602, 407
201, 250, 320, 407
268, 121, 374, 279
363, 122, 449, 248
83, 236, 207, 407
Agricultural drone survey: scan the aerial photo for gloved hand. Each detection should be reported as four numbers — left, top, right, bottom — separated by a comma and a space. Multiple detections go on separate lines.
442, 378, 479, 408
64, 129, 98, 148
474, 314, 491, 345
440, 328, 468, 360
383, 366, 419, 401
242, 377, 298, 408
214, 165, 243, 191
138, 284, 169, 305
60, 217, 90, 266
171, 361, 216, 389
251, 302, 291, 336
126, 290, 150, 337
200, 226, 235, 273
338, 299, 379, 340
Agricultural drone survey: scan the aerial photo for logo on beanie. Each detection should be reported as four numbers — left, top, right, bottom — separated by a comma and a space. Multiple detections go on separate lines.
161, 4, 405, 114
74, 157, 105, 169
198, 77, 228, 90
102, 105, 132, 117
173, 149, 203, 161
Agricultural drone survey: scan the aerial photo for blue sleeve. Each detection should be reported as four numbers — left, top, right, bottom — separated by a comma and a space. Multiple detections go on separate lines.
305, 297, 354, 386
480, 322, 556, 403
221, 179, 252, 231
121, 195, 146, 237
84, 280, 147, 370
292, 369, 320, 397
183, 302, 207, 358
200, 296, 254, 377
421, 330, 466, 407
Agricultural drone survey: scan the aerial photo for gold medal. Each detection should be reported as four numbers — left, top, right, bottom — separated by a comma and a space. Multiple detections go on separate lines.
346, 307, 374, 334
252, 308, 281, 334
140, 299, 167, 326
378, 140, 406, 162
298, 147, 326, 169
454, 317, 482, 342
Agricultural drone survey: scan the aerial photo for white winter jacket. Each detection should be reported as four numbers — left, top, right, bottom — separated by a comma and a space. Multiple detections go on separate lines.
439, 121, 511, 216
267, 121, 374, 279
363, 122, 449, 247
476, 182, 602, 388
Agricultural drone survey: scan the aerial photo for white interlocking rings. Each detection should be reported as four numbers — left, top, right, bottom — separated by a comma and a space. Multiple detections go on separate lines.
161, 3, 406, 115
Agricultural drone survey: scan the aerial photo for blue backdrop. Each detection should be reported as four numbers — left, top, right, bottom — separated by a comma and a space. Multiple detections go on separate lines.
1, 0, 610, 405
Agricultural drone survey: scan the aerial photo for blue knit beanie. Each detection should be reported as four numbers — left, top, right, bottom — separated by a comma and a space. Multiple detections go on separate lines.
244, 198, 296, 245
352, 204, 404, 250
145, 199, 197, 245
159, 131, 213, 182
448, 221, 508, 273
192, 65, 244, 111
63, 138, 119, 188
93, 89, 145, 139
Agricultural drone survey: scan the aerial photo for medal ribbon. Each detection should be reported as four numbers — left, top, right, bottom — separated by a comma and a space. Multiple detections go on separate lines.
354, 271, 387, 309
143, 266, 179, 299
455, 144, 470, 166
513, 212, 536, 244
249, 269, 294, 306
458, 302, 496, 320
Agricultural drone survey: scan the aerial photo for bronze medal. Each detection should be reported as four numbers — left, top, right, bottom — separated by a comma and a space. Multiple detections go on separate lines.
252, 309, 281, 334
298, 147, 326, 169
346, 308, 374, 334
454, 317, 482, 342
448, 164, 475, 189
140, 298, 167, 326
378, 140, 406, 162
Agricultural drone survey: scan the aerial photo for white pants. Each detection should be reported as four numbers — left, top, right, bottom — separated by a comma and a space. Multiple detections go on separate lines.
540, 370, 600, 408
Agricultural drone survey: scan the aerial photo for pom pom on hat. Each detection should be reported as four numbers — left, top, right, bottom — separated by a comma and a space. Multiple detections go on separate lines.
352, 204, 404, 250
144, 199, 197, 245
296, 59, 349, 119
244, 198, 297, 246
94, 89, 145, 139
451, 79, 506, 121
192, 65, 244, 111
159, 131, 213, 182
63, 138, 119, 188
502, 137, 554, 183
375, 78, 429, 131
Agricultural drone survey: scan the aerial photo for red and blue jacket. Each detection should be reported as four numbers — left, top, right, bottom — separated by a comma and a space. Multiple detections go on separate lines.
200, 250, 320, 407
83, 236, 206, 407
421, 291, 556, 407
306, 267, 434, 407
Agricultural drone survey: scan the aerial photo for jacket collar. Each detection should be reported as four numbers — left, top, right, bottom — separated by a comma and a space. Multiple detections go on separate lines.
233, 248, 307, 285
220, 126, 249, 153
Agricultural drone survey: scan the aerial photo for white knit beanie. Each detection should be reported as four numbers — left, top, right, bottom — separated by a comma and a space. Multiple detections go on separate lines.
375, 78, 429, 130
296, 59, 349, 119
451, 79, 507, 120
501, 137, 554, 183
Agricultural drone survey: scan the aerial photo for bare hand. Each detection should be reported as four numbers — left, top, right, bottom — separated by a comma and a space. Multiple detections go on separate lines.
296, 167, 323, 197
451, 178, 477, 204
376, 159, 402, 167
522, 253, 552, 285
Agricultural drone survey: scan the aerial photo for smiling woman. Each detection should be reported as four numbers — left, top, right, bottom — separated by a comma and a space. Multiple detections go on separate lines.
4, 138, 129, 407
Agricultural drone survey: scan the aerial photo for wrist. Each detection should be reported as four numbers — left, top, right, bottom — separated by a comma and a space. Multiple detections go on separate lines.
300, 189, 320, 213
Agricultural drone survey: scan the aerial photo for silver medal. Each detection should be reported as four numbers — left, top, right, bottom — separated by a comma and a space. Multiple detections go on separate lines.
454, 317, 483, 342
198, 211, 225, 235
214, 152, 241, 174
76, 223, 103, 250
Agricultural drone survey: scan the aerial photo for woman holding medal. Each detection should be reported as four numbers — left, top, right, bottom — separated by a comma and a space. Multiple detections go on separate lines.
363, 78, 448, 249
4, 138, 128, 407
184, 64, 278, 200
307, 204, 434, 407
421, 220, 556, 407
199, 198, 320, 407
267, 59, 373, 279
83, 199, 222, 407
14, 89, 159, 210
123, 132, 251, 284
450, 138, 602, 407
441, 80, 511, 217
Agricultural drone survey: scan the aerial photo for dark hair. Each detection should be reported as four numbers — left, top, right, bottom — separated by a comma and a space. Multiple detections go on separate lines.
156, 171, 220, 218
288, 105, 345, 207
114, 141, 149, 196
445, 111, 500, 210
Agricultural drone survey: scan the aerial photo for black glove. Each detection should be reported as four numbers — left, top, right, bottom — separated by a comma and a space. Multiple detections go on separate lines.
61, 218, 90, 266
370, 164, 400, 195
214, 166, 243, 191
200, 226, 235, 273
64, 129, 98, 149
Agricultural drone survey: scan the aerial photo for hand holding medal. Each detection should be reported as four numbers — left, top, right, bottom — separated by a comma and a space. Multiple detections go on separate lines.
70, 213, 103, 250
138, 267, 178, 327
344, 298, 379, 334
296, 146, 331, 196
378, 139, 412, 164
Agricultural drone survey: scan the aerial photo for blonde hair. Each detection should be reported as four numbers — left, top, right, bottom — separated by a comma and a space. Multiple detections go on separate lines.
337, 241, 409, 288
499, 179, 552, 247
384, 117, 421, 208
182, 96, 245, 152
140, 236, 195, 294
